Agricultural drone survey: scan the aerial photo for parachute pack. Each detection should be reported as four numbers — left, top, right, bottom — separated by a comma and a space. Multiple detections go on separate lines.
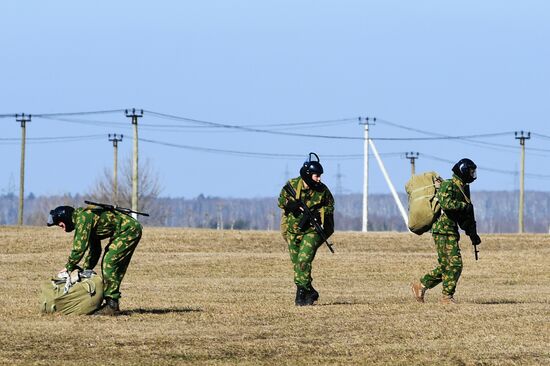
40, 271, 103, 315
405, 171, 442, 235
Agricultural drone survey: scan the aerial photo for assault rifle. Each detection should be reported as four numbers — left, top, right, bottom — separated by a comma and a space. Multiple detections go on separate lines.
461, 205, 480, 261
84, 201, 150, 217
456, 184, 480, 261
283, 183, 334, 253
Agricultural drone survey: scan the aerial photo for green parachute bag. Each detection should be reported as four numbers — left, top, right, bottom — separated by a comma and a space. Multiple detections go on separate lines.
40, 275, 103, 315
405, 171, 442, 235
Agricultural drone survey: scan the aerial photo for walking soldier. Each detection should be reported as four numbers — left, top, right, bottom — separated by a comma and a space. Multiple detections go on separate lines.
411, 158, 481, 304
278, 153, 335, 306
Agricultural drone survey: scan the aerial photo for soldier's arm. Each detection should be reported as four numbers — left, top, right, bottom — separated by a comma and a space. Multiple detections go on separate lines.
65, 210, 95, 272
278, 181, 302, 216
277, 184, 290, 210
82, 234, 102, 270
437, 181, 469, 212
322, 189, 335, 238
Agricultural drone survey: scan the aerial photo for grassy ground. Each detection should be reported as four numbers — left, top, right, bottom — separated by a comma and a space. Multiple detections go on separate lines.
0, 227, 548, 365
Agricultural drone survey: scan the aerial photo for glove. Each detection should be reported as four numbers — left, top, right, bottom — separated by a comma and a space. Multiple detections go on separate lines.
284, 201, 302, 216
470, 233, 481, 246
81, 269, 96, 278
57, 270, 69, 279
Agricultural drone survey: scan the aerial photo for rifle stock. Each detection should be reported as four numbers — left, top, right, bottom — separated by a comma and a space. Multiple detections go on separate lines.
84, 201, 150, 217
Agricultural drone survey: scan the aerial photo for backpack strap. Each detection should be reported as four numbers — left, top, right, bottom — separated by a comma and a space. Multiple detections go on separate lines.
81, 278, 97, 296
453, 177, 471, 204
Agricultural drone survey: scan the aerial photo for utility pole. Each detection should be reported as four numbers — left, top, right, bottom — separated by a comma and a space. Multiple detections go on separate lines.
370, 139, 409, 227
405, 152, 420, 177
268, 210, 275, 231
217, 203, 223, 230
108, 134, 123, 204
335, 163, 344, 196
359, 117, 375, 232
125, 109, 143, 219
515, 131, 530, 233
284, 164, 290, 182
15, 113, 31, 226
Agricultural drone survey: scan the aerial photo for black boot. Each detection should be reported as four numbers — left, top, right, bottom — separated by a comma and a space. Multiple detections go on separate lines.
305, 286, 319, 305
94, 297, 120, 316
295, 286, 308, 306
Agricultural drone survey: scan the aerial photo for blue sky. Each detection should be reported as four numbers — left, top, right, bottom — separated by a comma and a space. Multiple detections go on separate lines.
1, 1, 550, 198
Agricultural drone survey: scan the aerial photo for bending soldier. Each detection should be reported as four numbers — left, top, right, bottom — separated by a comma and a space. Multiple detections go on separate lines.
411, 158, 481, 304
278, 153, 335, 306
47, 204, 143, 315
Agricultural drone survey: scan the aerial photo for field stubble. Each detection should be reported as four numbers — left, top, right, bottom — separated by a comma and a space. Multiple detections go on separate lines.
0, 227, 548, 365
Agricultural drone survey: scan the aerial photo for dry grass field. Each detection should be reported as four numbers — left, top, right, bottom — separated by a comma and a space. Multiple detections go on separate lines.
0, 226, 548, 365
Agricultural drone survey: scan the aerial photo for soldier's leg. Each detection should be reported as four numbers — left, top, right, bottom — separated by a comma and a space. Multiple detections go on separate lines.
288, 233, 306, 305
441, 235, 462, 296
287, 233, 301, 269
294, 232, 322, 289
102, 223, 142, 300
420, 234, 447, 289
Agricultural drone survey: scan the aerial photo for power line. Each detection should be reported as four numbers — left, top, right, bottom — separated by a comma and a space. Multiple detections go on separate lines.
35, 115, 128, 127
0, 134, 105, 144
376, 118, 521, 150
377, 118, 550, 155
139, 137, 401, 160
421, 153, 550, 180
145, 110, 518, 141
531, 132, 550, 140
143, 110, 363, 139
377, 119, 514, 140
11, 109, 548, 146
32, 109, 126, 117
143, 110, 356, 127
223, 117, 357, 128
34, 115, 357, 135
6, 109, 550, 159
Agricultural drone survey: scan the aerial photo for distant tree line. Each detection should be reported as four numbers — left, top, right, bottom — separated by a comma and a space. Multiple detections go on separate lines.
2, 191, 550, 233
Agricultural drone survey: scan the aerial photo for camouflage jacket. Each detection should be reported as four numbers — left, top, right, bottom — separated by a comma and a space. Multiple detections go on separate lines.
65, 207, 131, 271
431, 174, 475, 235
278, 177, 335, 236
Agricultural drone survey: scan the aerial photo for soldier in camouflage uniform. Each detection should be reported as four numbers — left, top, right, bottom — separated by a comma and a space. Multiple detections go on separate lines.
411, 158, 481, 304
47, 205, 142, 315
278, 153, 335, 306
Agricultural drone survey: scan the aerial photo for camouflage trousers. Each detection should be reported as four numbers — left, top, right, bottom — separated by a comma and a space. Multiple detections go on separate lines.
83, 219, 142, 300
287, 231, 322, 288
420, 234, 463, 296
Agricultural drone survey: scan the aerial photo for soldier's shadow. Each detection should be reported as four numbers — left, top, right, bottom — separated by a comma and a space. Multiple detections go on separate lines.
316, 301, 362, 306
121, 307, 203, 315
473, 300, 525, 305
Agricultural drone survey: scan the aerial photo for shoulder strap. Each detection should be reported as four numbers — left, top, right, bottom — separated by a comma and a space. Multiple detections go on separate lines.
453, 178, 471, 204
295, 179, 303, 199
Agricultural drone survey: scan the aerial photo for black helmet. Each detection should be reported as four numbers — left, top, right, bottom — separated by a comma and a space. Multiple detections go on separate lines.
300, 152, 324, 190
452, 158, 477, 183
47, 206, 75, 232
